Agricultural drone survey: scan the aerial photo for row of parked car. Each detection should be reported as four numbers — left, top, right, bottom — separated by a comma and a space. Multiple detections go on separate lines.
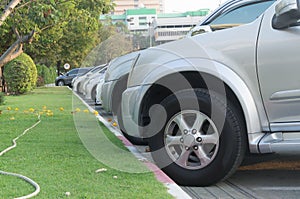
56, 0, 300, 187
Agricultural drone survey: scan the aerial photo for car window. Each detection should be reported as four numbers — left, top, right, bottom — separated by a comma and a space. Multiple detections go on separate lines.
209, 1, 275, 25
67, 69, 79, 76
78, 68, 90, 74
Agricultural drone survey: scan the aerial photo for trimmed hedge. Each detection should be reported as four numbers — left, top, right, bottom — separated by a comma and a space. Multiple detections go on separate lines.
36, 64, 56, 86
3, 53, 37, 95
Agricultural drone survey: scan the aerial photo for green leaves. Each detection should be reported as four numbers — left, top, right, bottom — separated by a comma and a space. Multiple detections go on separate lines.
4, 53, 37, 95
1, 0, 114, 68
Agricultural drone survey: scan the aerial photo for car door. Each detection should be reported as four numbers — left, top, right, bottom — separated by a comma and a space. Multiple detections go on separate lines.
257, 3, 300, 130
65, 69, 79, 84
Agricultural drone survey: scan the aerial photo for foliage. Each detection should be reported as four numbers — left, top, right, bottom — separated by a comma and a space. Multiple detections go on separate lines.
36, 75, 45, 87
81, 34, 133, 67
36, 64, 56, 86
98, 17, 130, 42
0, 0, 114, 69
3, 53, 37, 94
0, 92, 5, 105
132, 33, 150, 49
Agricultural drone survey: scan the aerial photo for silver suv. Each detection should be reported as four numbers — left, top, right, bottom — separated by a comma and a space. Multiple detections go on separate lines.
121, 0, 300, 186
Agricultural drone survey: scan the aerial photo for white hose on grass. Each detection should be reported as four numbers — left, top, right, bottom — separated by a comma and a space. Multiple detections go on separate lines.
0, 114, 41, 199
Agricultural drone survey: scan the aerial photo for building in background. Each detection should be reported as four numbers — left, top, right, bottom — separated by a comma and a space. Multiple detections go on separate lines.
125, 8, 157, 34
112, 0, 165, 15
100, 7, 209, 47
153, 10, 209, 44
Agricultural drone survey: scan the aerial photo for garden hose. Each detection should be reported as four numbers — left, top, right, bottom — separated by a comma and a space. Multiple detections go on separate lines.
0, 114, 41, 199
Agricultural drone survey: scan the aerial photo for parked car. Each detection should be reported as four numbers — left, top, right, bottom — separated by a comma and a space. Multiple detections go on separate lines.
121, 0, 298, 186
101, 51, 141, 113
72, 66, 101, 92
103, 0, 275, 146
55, 67, 92, 86
74, 64, 106, 94
101, 50, 146, 144
83, 66, 107, 102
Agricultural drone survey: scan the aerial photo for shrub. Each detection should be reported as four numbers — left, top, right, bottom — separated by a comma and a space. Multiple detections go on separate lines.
36, 64, 56, 86
0, 92, 5, 105
48, 67, 57, 84
36, 76, 45, 87
3, 53, 37, 95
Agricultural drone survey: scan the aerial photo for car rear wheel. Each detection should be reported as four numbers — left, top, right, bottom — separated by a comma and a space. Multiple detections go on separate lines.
148, 88, 246, 186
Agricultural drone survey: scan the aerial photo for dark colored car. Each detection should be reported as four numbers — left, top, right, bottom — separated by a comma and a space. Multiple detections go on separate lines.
55, 68, 92, 86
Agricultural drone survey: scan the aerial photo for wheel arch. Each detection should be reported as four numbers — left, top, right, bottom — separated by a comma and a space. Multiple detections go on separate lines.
138, 69, 264, 153
111, 74, 129, 115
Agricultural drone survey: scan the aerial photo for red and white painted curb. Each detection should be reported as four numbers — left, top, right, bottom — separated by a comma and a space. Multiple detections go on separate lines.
72, 91, 191, 199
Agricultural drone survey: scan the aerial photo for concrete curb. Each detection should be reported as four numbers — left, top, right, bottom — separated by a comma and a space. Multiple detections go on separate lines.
72, 90, 191, 199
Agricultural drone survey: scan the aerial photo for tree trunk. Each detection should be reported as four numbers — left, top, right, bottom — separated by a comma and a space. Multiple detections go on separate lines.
0, 30, 35, 68
0, 29, 35, 92
0, 0, 22, 27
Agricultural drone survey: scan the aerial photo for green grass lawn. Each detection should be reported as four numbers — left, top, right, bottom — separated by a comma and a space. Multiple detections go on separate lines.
0, 87, 172, 199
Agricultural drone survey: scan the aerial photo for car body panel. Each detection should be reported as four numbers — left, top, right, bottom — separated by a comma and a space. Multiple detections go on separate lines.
101, 80, 117, 112
122, 0, 281, 153
102, 51, 143, 112
104, 51, 141, 82
257, 4, 300, 123
96, 79, 106, 105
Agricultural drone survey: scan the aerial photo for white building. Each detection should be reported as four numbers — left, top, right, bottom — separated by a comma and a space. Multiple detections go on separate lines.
125, 8, 157, 33
153, 11, 208, 44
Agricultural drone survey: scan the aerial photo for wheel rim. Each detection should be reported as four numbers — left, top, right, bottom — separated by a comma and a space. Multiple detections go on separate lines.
58, 81, 64, 86
164, 110, 219, 170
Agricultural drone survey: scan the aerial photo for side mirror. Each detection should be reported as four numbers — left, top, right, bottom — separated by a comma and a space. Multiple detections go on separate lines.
186, 25, 212, 37
272, 0, 300, 29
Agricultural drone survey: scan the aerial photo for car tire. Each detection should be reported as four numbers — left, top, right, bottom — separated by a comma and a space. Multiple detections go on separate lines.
57, 80, 64, 86
148, 88, 246, 186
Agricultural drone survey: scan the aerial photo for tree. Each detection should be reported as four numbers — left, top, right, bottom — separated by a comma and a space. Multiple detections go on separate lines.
0, 0, 21, 27
0, 0, 114, 91
82, 34, 133, 67
0, 0, 34, 91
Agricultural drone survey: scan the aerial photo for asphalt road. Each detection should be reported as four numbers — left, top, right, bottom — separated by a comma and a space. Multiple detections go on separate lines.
85, 97, 300, 199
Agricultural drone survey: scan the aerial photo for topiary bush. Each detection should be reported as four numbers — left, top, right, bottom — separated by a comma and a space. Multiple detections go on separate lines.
3, 53, 37, 95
